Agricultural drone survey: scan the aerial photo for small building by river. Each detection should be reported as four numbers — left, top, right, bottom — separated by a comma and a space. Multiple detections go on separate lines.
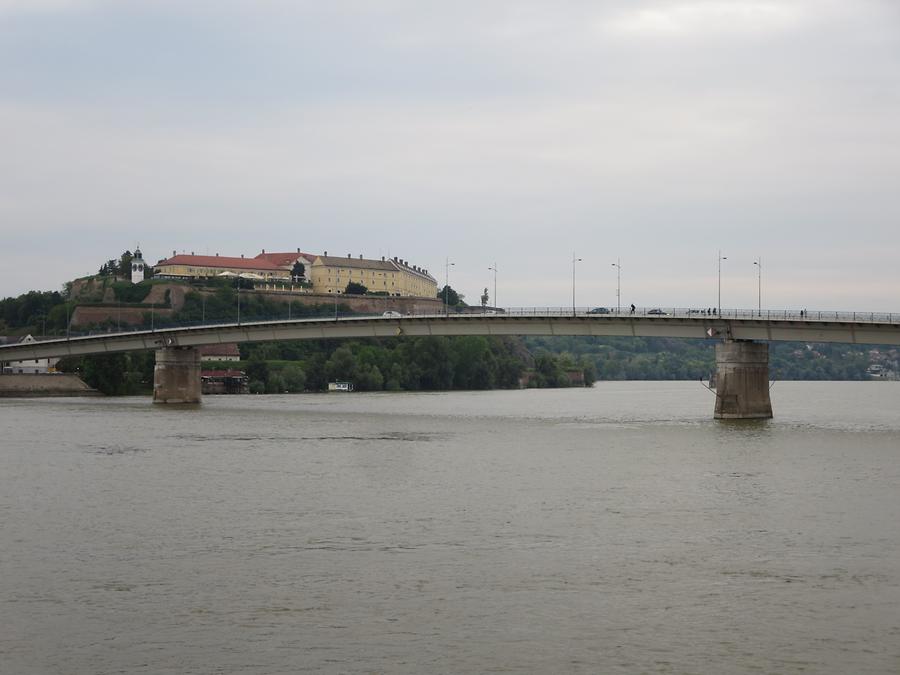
201, 369, 249, 394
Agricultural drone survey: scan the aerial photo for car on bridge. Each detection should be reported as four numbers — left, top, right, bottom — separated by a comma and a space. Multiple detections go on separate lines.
589, 307, 610, 314
647, 308, 668, 316
382, 311, 403, 318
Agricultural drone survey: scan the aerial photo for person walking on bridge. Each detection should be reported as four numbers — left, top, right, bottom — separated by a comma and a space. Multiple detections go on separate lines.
630, 303, 635, 314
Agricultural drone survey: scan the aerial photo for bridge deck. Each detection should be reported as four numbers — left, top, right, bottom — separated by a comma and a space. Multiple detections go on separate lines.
2, 308, 900, 361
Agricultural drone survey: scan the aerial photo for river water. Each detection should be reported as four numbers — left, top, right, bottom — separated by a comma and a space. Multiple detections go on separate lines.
1, 382, 899, 674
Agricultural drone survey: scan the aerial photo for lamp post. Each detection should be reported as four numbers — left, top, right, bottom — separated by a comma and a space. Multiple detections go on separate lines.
445, 258, 455, 316
718, 250, 727, 315
572, 252, 582, 316
753, 257, 761, 317
488, 263, 498, 309
611, 258, 621, 314
237, 277, 241, 325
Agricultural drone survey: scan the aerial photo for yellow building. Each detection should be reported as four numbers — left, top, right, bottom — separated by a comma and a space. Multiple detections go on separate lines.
153, 253, 291, 281
310, 253, 437, 297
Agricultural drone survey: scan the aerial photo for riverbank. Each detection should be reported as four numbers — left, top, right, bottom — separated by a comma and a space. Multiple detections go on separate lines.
0, 373, 100, 397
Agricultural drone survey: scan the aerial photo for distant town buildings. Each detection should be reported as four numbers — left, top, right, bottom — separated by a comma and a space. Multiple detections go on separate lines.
0, 335, 60, 374
199, 344, 241, 362
153, 248, 438, 298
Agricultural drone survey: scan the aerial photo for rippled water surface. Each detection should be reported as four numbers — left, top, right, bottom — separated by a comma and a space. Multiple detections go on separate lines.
2, 382, 899, 674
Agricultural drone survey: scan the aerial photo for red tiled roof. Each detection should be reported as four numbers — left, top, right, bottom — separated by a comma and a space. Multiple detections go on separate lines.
254, 251, 317, 267
155, 254, 282, 271
198, 343, 241, 357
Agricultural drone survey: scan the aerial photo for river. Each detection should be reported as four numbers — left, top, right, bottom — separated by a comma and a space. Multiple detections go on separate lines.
1, 382, 899, 674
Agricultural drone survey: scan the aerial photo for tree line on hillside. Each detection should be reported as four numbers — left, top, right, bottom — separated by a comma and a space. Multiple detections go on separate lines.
523, 335, 873, 381
239, 336, 534, 393
98, 250, 149, 280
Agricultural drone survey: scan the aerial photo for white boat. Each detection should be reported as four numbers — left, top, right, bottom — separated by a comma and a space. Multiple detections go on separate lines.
328, 381, 354, 392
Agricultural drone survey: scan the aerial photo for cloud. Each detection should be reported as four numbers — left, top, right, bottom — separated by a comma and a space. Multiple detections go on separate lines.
0, 0, 96, 14
1, 0, 898, 308
604, 1, 806, 39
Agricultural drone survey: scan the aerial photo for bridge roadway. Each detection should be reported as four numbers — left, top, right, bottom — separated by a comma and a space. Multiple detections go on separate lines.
1, 307, 900, 362
3, 307, 898, 417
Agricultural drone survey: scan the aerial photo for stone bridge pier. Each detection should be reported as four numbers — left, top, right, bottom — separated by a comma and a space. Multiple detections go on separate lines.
153, 347, 202, 404
714, 340, 773, 419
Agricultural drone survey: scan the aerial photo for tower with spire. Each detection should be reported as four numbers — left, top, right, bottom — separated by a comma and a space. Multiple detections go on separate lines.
131, 247, 146, 284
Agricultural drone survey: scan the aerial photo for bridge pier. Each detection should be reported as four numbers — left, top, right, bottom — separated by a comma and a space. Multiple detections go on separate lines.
153, 347, 202, 404
714, 340, 773, 419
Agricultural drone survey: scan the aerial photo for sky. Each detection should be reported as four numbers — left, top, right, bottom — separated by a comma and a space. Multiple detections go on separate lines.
1, 0, 899, 311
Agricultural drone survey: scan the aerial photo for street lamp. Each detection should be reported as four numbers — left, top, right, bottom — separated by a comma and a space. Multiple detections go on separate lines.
753, 257, 761, 317
611, 258, 621, 314
445, 258, 455, 316
572, 252, 582, 316
718, 249, 727, 315
488, 263, 498, 309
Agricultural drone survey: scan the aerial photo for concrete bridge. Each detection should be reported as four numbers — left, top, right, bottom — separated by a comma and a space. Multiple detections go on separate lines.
2, 307, 899, 418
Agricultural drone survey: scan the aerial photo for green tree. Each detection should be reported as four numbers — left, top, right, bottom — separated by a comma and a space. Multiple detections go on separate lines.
581, 356, 597, 387
355, 364, 384, 391
452, 336, 496, 389
345, 281, 368, 295
325, 346, 357, 382
266, 373, 286, 393
281, 364, 307, 392
245, 357, 269, 385
119, 251, 133, 279
413, 337, 454, 389
81, 353, 129, 395
438, 285, 462, 306
291, 261, 306, 280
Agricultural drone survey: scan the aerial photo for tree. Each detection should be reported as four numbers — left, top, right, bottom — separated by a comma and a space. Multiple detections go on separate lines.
281, 364, 307, 392
345, 281, 368, 295
119, 251, 133, 279
481, 288, 489, 308
291, 261, 305, 281
325, 346, 357, 381
438, 285, 461, 306
245, 357, 269, 385
81, 353, 129, 395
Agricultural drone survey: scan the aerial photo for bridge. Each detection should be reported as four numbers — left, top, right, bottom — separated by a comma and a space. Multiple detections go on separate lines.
2, 307, 899, 418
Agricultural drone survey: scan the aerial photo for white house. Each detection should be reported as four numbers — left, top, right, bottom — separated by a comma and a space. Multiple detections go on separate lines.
0, 335, 60, 374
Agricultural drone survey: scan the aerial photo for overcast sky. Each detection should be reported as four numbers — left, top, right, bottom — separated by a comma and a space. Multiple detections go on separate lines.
2, 0, 898, 310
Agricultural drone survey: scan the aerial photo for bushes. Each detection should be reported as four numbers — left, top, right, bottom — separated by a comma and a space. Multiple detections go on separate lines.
111, 282, 152, 303
238, 335, 536, 393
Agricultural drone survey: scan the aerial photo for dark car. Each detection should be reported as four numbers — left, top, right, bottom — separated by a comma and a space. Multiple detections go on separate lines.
589, 307, 610, 314
647, 308, 668, 316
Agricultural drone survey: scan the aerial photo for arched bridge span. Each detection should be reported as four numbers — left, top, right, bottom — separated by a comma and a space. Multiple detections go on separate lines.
2, 308, 899, 418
